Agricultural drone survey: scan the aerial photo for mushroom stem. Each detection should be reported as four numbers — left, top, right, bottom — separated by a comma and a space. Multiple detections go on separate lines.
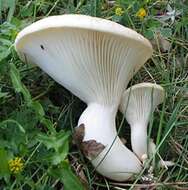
78, 103, 142, 181
131, 123, 148, 161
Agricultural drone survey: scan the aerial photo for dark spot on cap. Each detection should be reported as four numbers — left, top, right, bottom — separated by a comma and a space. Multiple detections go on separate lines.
40, 45, 44, 50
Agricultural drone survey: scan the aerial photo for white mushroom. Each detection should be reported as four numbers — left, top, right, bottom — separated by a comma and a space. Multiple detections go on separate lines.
119, 83, 165, 162
15, 14, 153, 181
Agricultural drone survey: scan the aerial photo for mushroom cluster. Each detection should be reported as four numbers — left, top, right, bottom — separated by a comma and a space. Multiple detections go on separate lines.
15, 14, 165, 181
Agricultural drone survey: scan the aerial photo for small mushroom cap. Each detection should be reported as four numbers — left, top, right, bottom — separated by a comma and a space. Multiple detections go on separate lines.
120, 83, 165, 126
15, 14, 153, 105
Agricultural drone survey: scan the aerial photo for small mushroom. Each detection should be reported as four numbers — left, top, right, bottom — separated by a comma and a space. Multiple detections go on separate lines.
15, 15, 153, 181
119, 83, 165, 161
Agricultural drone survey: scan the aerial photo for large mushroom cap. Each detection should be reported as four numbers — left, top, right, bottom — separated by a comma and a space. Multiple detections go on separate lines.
15, 14, 152, 105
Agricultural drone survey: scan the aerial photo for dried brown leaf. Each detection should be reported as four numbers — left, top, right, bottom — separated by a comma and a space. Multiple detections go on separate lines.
73, 124, 105, 160
73, 123, 85, 144
151, 32, 171, 52
81, 140, 105, 160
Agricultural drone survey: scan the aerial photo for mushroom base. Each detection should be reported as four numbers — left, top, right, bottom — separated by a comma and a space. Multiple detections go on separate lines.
77, 103, 142, 181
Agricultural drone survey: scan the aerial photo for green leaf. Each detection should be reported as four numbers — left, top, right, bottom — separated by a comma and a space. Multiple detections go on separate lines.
0, 38, 12, 46
10, 107, 38, 132
10, 63, 31, 104
49, 161, 84, 190
37, 133, 53, 150
37, 131, 70, 165
10, 63, 22, 92
50, 140, 69, 165
41, 118, 56, 134
0, 49, 11, 62
0, 148, 10, 181
31, 101, 45, 118
0, 38, 12, 62
53, 131, 70, 152
37, 131, 70, 152
0, 119, 25, 133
